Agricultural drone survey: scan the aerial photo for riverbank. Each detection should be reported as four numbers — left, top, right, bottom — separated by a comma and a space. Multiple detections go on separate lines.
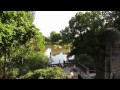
45, 42, 71, 49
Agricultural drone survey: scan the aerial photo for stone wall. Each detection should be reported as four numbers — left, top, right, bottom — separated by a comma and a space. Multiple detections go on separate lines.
96, 28, 120, 79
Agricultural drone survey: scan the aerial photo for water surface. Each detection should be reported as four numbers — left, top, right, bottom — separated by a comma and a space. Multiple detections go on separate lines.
45, 45, 74, 64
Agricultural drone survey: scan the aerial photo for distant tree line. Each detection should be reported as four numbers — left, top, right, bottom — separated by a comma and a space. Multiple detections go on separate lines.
44, 31, 61, 43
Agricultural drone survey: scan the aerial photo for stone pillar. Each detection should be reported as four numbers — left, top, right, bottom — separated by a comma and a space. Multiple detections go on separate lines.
96, 28, 120, 79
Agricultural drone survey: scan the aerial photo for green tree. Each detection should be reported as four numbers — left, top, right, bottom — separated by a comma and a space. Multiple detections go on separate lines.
76, 54, 95, 69
102, 11, 120, 30
0, 11, 37, 78
50, 31, 61, 43
60, 11, 104, 69
11, 29, 48, 76
60, 27, 73, 44
61, 11, 120, 70
44, 36, 51, 42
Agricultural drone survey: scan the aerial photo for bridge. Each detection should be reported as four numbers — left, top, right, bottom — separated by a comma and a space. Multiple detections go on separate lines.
68, 59, 96, 79
48, 60, 96, 79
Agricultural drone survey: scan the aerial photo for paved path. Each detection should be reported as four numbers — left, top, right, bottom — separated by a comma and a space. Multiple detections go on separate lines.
63, 66, 79, 79
63, 65, 93, 79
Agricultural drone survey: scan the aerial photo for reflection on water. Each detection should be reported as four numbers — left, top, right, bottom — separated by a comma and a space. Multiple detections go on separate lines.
45, 45, 74, 64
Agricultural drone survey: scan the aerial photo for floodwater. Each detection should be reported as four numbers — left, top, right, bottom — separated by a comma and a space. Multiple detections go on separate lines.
45, 45, 74, 64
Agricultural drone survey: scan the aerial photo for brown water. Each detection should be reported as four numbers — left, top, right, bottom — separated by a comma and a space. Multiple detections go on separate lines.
45, 45, 74, 64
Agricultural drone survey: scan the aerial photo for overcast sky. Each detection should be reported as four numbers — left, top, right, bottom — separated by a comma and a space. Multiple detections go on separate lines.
33, 11, 80, 37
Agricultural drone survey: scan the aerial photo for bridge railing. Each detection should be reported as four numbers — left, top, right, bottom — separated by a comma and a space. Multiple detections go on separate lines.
68, 59, 89, 73
68, 59, 96, 73
76, 63, 89, 74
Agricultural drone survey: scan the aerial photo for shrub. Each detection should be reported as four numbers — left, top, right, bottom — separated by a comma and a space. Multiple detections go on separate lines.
76, 54, 95, 70
19, 71, 34, 79
17, 52, 49, 76
20, 67, 67, 79
53, 45, 58, 49
7, 68, 19, 79
22, 52, 48, 70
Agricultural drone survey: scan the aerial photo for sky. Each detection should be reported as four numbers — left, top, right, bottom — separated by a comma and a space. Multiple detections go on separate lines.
33, 11, 80, 37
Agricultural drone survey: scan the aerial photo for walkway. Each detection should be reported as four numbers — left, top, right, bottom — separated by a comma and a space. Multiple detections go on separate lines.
63, 66, 79, 79
50, 62, 95, 79
63, 65, 94, 79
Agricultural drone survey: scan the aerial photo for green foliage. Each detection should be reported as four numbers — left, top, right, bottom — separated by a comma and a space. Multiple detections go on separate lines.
102, 11, 120, 30
34, 32, 45, 52
12, 34, 48, 75
6, 68, 19, 79
62, 44, 71, 49
1, 11, 120, 79
19, 71, 34, 79
24, 53, 48, 70
53, 44, 59, 49
44, 36, 51, 42
0, 11, 48, 79
61, 11, 103, 58
19, 67, 67, 79
76, 54, 95, 70
50, 31, 61, 43
60, 11, 120, 69
60, 11, 120, 70
60, 27, 73, 44
0, 12, 36, 62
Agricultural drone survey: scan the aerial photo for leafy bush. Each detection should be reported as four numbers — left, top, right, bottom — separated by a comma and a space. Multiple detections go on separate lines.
20, 67, 67, 79
25, 53, 48, 70
19, 71, 34, 79
76, 54, 95, 70
53, 45, 58, 49
62, 44, 71, 49
7, 68, 19, 79
17, 52, 48, 76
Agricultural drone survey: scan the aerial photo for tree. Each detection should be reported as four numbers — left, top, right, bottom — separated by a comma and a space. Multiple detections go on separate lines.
60, 11, 104, 69
102, 11, 120, 30
44, 36, 51, 42
50, 31, 61, 43
0, 11, 37, 78
60, 27, 73, 44
60, 11, 120, 69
